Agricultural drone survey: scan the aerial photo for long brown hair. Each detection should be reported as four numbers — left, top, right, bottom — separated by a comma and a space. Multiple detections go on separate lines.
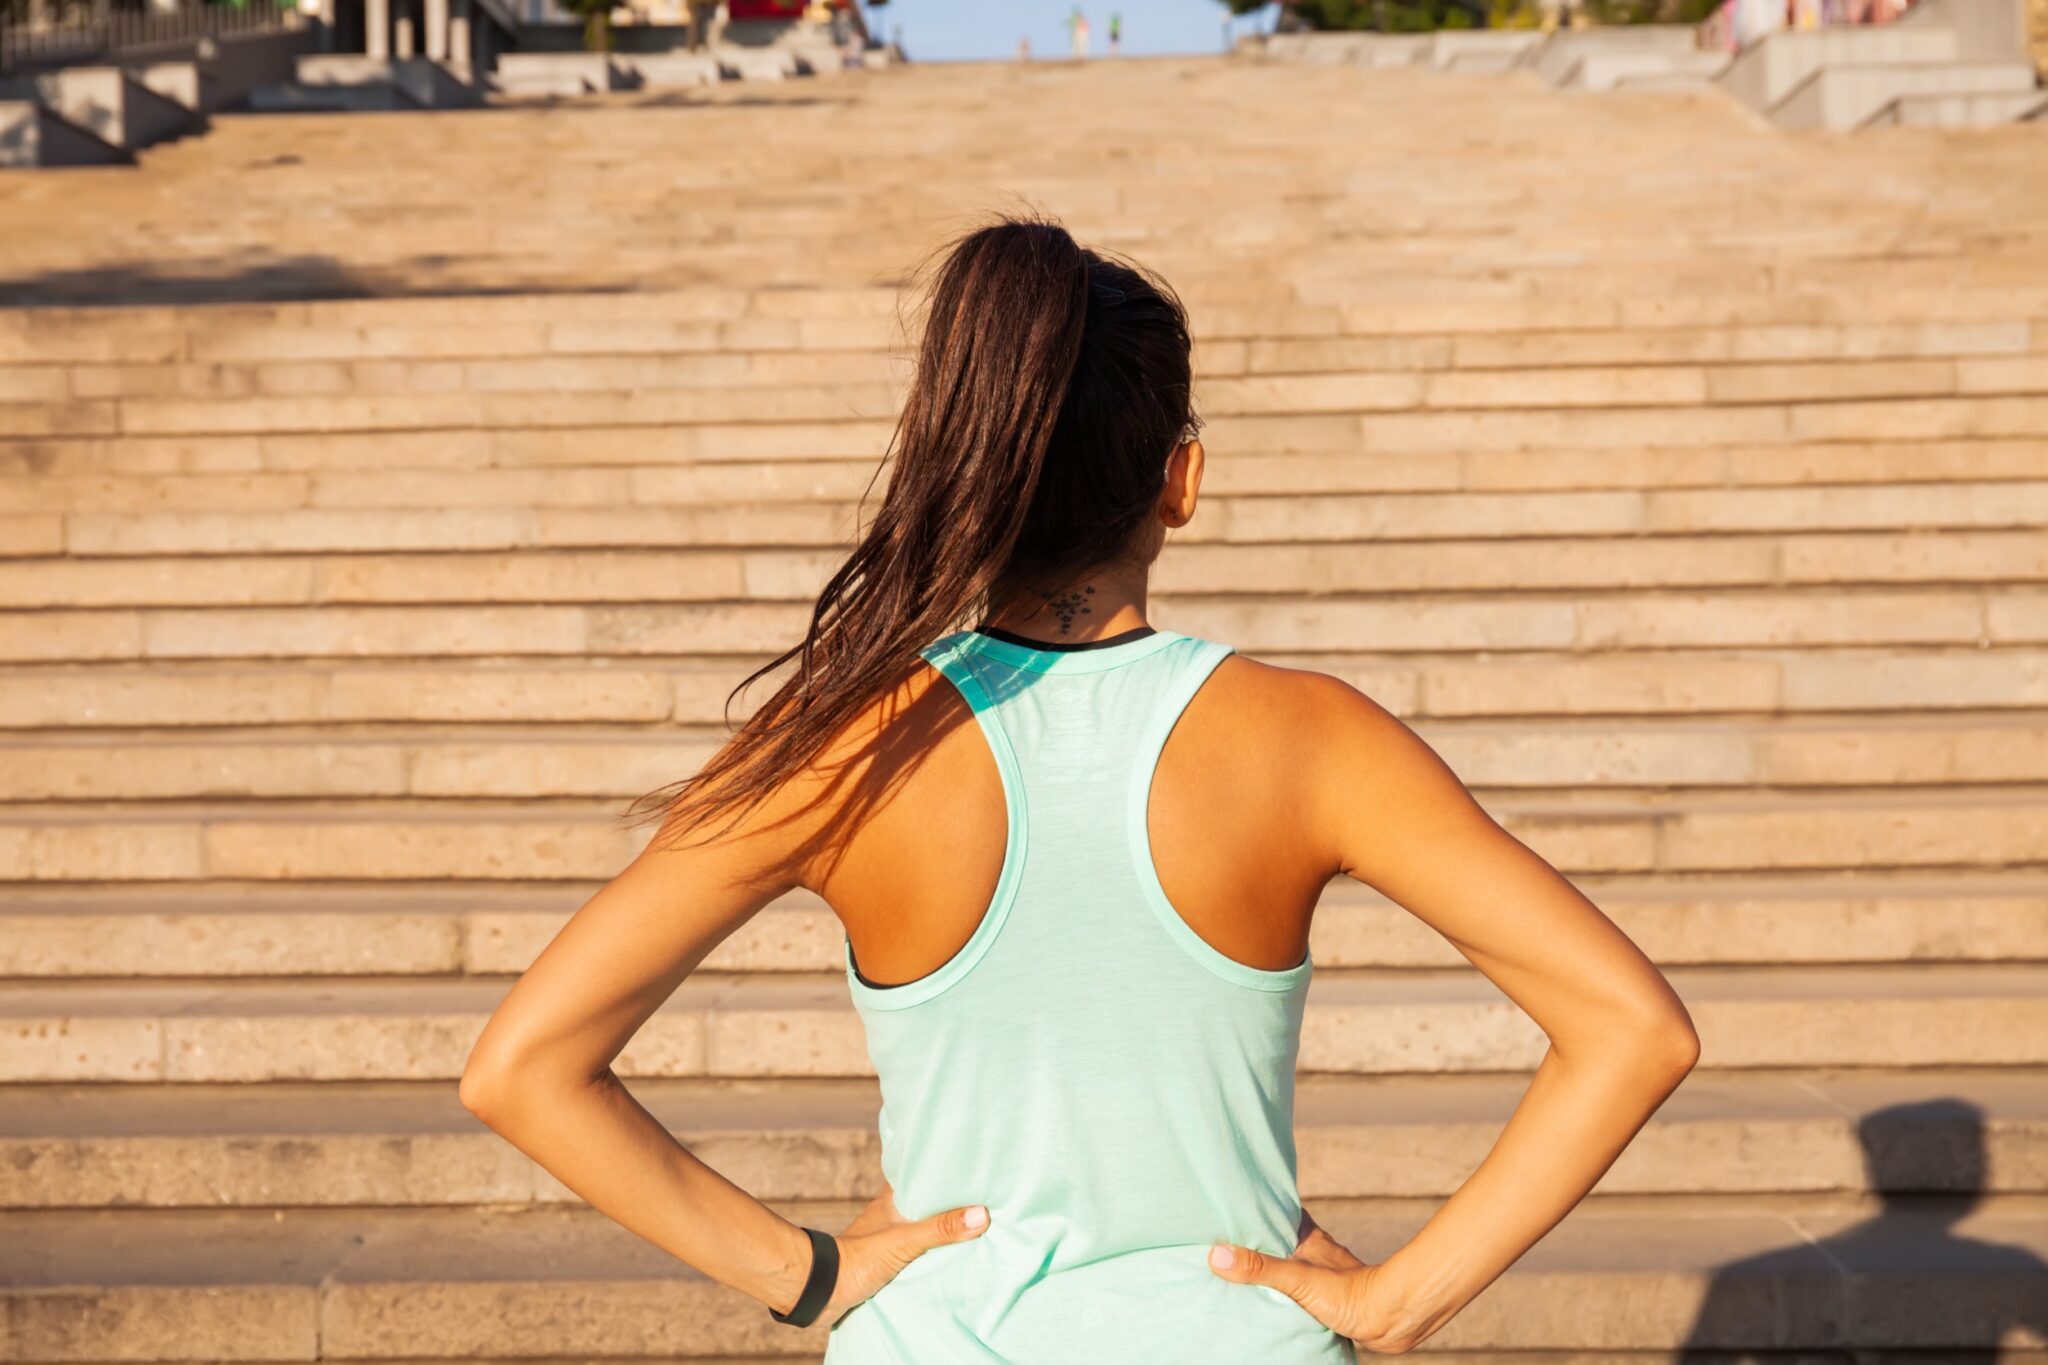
625, 215, 1199, 848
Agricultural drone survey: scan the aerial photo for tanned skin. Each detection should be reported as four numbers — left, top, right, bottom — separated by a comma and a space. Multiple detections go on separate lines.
461, 437, 1700, 1348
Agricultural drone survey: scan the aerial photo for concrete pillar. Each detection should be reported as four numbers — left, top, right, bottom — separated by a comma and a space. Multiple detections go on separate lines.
425, 0, 448, 61
394, 13, 414, 57
365, 0, 390, 58
449, 0, 471, 71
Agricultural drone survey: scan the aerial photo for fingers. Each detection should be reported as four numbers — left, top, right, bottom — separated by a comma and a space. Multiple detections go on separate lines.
889, 1203, 991, 1262
1292, 1205, 1368, 1273
1207, 1242, 1335, 1310
839, 1188, 895, 1240
1297, 1228, 1369, 1274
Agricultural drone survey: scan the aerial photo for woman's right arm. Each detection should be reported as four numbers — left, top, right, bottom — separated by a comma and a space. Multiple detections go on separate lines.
1206, 674, 1701, 1353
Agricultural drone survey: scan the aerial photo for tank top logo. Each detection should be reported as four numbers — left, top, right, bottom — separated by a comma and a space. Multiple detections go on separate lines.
1034, 682, 1117, 787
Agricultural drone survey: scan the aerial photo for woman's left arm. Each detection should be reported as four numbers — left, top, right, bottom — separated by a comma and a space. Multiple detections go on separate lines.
458, 771, 988, 1320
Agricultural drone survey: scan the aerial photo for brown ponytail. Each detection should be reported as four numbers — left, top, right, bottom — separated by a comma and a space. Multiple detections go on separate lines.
626, 215, 1198, 847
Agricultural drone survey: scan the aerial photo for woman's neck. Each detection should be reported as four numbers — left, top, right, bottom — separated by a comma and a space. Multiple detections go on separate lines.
981, 573, 1148, 644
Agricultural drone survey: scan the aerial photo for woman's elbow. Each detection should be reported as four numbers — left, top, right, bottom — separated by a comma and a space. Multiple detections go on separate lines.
460, 1028, 600, 1130
1572, 1000, 1699, 1090
1644, 1008, 1701, 1085
459, 1036, 531, 1128
458, 1055, 507, 1126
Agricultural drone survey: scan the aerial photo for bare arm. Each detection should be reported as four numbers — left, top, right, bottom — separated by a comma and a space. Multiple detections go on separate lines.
1208, 676, 1699, 1352
458, 749, 988, 1323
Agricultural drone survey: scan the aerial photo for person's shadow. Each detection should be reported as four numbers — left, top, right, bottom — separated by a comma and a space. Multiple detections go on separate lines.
1678, 1099, 2046, 1361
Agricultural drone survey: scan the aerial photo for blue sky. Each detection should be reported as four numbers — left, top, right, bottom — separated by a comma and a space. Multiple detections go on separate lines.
861, 0, 1281, 63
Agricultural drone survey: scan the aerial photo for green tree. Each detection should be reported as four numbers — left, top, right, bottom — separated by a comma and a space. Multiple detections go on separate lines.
1224, 0, 1717, 26
1220, 0, 1489, 29
559, 0, 615, 51
1580, 0, 1720, 20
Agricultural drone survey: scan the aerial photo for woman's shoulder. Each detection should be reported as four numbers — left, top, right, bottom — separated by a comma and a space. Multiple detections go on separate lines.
1181, 643, 1413, 771
1190, 647, 1466, 867
1199, 645, 1393, 727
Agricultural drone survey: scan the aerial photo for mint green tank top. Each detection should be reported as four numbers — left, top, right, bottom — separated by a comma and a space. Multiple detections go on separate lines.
825, 625, 1354, 1365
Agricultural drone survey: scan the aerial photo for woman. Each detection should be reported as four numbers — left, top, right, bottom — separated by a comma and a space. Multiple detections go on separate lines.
459, 219, 1701, 1360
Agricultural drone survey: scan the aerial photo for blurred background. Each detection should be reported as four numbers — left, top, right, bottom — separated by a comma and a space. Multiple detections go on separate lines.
2, 0, 2046, 1359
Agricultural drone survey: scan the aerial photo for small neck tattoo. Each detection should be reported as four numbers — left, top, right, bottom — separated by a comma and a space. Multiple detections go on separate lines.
1042, 584, 1097, 635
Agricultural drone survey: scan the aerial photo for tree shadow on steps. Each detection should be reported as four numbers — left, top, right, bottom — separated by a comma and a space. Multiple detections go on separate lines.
0, 256, 654, 308
1677, 1099, 2047, 1363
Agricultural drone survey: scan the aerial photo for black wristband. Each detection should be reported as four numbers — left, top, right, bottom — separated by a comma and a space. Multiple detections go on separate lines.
768, 1225, 840, 1328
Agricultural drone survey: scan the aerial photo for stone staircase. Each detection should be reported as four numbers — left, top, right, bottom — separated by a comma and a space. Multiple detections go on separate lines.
2, 56, 2046, 1362
0, 27, 318, 168
1254, 0, 2048, 130
0, 17, 860, 165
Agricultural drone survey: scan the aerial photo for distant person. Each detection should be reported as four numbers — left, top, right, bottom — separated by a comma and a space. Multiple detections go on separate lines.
1733, 0, 1787, 44
1017, 34, 1032, 61
461, 216, 1701, 1363
1068, 6, 1089, 59
1109, 11, 1122, 55
686, 0, 715, 49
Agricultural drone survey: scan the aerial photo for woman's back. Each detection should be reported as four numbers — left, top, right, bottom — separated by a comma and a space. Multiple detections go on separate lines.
461, 218, 1696, 1365
821, 624, 1353, 1364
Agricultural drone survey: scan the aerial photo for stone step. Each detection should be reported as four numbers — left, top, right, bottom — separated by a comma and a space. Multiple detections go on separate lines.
3, 284, 2044, 364
4, 965, 2045, 1083
2, 422, 899, 479
11, 531, 2041, 612
11, 393, 2046, 460
1717, 22, 1961, 111
2, 314, 2038, 384
0, 99, 130, 170
12, 373, 2048, 442
5, 785, 2045, 882
17, 350, 2048, 413
6, 645, 2042, 729
11, 713, 2048, 803
16, 437, 2048, 507
6, 534, 2044, 616
12, 452, 2048, 538
5, 1068, 2044, 1209
3, 873, 2044, 979
34, 232, 2016, 296
1772, 60, 2039, 133
12, 434, 2047, 498
3, 1196, 2042, 1357
0, 382, 902, 439
1867, 87, 2048, 128
43, 348, 909, 401
5, 588, 2036, 665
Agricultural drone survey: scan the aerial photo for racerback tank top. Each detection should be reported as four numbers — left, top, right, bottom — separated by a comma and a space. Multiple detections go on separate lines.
824, 625, 1355, 1365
